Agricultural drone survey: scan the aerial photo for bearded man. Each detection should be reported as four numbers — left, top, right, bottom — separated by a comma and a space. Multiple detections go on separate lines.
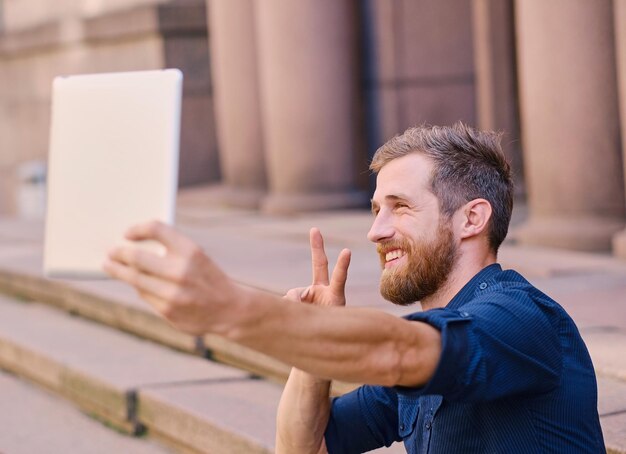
105, 123, 604, 453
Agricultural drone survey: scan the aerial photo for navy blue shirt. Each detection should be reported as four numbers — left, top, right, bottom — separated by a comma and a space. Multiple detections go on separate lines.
324, 264, 605, 453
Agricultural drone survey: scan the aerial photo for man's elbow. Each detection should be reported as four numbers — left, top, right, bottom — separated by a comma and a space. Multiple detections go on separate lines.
386, 325, 442, 387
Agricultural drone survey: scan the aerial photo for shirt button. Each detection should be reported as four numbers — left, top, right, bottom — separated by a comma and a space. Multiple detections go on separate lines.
400, 424, 405, 431
460, 311, 470, 317
425, 422, 432, 430
479, 282, 488, 290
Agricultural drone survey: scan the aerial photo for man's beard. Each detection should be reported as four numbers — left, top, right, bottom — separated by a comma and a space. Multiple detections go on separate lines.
378, 221, 458, 306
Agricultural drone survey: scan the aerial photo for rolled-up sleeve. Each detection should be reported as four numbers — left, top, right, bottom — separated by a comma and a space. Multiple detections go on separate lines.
399, 290, 563, 402
325, 385, 401, 453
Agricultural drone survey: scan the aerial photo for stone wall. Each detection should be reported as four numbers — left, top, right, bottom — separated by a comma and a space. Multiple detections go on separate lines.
5, 0, 626, 258
205, 0, 485, 213
514, 0, 626, 253
0, 0, 218, 215
367, 0, 476, 144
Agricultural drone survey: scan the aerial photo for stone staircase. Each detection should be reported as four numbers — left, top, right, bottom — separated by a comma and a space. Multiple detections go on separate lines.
0, 206, 625, 452
0, 293, 282, 453
0, 236, 393, 453
0, 367, 172, 454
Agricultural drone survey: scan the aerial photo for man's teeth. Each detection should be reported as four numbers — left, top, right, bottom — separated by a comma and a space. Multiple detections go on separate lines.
385, 250, 405, 262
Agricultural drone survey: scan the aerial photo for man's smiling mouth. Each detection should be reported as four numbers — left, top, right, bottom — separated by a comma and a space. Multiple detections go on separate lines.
384, 249, 406, 268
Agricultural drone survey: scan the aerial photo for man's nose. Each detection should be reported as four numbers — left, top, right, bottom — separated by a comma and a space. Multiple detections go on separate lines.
367, 212, 395, 243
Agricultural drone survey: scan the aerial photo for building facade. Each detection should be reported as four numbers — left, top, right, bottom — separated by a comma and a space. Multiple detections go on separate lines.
1, 0, 626, 258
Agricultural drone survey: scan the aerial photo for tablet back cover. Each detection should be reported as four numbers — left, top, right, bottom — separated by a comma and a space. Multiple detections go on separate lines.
44, 69, 182, 278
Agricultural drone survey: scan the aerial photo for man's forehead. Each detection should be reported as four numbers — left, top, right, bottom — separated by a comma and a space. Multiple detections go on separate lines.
372, 154, 434, 202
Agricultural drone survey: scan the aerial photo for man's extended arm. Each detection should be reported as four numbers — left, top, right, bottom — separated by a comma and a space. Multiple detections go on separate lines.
103, 221, 441, 386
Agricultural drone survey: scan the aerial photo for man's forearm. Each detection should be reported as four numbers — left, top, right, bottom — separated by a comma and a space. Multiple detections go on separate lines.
216, 287, 442, 387
104, 223, 441, 385
276, 368, 330, 454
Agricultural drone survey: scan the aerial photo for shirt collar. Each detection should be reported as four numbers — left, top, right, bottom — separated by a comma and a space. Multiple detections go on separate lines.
445, 263, 502, 310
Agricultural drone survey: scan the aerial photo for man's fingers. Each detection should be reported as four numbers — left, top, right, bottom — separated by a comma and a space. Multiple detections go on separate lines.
330, 248, 351, 297
310, 228, 330, 285
102, 258, 187, 310
284, 287, 306, 302
107, 244, 186, 282
300, 286, 312, 302
284, 286, 315, 303
138, 290, 169, 314
124, 221, 195, 253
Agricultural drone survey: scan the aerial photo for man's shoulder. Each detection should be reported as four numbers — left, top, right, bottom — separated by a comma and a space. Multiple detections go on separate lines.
475, 267, 560, 309
488, 266, 532, 289
404, 265, 569, 330
461, 267, 578, 337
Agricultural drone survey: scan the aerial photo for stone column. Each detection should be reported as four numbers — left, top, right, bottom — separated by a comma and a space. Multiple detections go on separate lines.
206, 0, 266, 208
612, 0, 626, 258
255, 0, 366, 213
514, 0, 625, 252
472, 0, 524, 197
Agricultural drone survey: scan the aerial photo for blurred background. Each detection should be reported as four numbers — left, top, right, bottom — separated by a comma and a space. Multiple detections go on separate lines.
1, 0, 626, 257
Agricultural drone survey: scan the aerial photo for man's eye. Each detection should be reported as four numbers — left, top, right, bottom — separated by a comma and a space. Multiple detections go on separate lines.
395, 203, 409, 209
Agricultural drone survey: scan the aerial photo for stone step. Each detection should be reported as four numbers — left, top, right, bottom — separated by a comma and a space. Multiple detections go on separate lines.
138, 379, 281, 454
0, 368, 174, 454
2, 247, 626, 396
0, 292, 624, 453
0, 244, 365, 396
0, 247, 292, 384
598, 376, 626, 454
582, 328, 626, 383
0, 294, 281, 453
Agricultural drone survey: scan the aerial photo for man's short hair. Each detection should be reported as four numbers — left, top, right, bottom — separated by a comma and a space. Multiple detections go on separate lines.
370, 122, 514, 254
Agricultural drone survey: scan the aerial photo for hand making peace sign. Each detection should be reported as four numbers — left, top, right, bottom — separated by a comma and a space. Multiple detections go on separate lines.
284, 228, 351, 308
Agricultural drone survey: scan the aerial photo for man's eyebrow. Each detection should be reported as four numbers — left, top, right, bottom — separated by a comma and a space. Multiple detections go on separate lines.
385, 194, 412, 202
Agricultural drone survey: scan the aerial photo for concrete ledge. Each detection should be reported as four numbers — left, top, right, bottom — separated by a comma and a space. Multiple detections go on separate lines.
0, 370, 171, 453
598, 377, 626, 454
0, 238, 299, 384
0, 318, 139, 432
0, 266, 199, 354
0, 260, 357, 394
605, 411, 626, 454
0, 244, 298, 380
512, 216, 625, 253
138, 380, 280, 454
261, 190, 369, 215
0, 295, 249, 437
202, 333, 290, 384
585, 329, 626, 382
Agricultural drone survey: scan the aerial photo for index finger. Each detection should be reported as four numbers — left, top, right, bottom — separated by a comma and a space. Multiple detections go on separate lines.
310, 228, 329, 285
125, 221, 195, 253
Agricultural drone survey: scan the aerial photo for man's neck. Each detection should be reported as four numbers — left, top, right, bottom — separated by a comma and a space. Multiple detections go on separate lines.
420, 253, 497, 311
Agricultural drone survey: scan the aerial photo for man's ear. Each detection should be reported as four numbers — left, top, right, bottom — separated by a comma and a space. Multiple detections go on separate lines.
459, 198, 492, 240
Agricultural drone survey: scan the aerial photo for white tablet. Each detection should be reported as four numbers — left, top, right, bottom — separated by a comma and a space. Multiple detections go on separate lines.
44, 69, 183, 279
